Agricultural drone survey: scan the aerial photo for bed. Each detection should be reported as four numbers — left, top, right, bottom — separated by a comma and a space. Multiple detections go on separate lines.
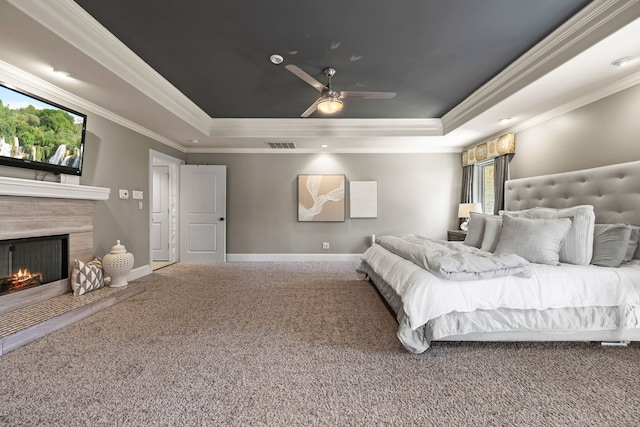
357, 160, 640, 353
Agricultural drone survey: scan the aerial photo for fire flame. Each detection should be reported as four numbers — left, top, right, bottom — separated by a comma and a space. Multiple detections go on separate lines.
13, 269, 43, 282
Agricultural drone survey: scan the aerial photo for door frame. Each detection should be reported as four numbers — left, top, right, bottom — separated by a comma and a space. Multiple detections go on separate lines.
149, 150, 184, 266
151, 164, 170, 261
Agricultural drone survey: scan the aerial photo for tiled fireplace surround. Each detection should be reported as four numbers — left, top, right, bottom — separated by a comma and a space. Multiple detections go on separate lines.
0, 176, 109, 310
0, 177, 143, 355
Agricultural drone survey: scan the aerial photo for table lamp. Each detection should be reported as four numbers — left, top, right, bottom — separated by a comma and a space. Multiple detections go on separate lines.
458, 203, 483, 231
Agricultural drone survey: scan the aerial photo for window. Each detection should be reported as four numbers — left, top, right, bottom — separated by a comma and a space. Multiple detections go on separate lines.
476, 160, 495, 215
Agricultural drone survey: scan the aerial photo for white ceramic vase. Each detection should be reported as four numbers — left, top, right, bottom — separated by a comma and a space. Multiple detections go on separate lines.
103, 240, 134, 287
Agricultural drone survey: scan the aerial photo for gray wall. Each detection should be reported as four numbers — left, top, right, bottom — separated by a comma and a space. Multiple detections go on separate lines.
0, 112, 185, 269
511, 83, 640, 179
82, 115, 185, 267
6, 80, 639, 263
185, 153, 461, 254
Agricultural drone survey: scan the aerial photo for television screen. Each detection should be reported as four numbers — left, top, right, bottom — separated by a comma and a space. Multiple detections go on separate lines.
0, 82, 87, 176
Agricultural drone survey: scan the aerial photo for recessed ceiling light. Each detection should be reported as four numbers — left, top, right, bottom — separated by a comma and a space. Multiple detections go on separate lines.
52, 68, 72, 78
611, 56, 635, 67
190, 139, 200, 144
499, 118, 512, 124
269, 54, 284, 65
320, 144, 328, 148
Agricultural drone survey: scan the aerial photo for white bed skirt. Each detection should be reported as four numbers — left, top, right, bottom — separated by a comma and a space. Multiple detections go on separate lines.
358, 261, 640, 353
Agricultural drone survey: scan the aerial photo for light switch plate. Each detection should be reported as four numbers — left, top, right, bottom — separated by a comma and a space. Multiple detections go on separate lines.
132, 190, 144, 200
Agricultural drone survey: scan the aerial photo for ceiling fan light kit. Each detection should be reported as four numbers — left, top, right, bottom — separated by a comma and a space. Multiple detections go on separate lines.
285, 64, 395, 117
317, 98, 343, 114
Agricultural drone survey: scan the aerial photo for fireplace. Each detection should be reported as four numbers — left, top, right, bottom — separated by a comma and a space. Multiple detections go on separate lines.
0, 235, 69, 297
0, 176, 110, 316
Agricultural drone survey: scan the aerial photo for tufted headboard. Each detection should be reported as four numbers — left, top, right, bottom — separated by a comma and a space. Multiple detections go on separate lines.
504, 160, 640, 228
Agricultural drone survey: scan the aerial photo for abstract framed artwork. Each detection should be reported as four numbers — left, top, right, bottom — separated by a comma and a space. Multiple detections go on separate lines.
349, 181, 378, 218
297, 174, 345, 222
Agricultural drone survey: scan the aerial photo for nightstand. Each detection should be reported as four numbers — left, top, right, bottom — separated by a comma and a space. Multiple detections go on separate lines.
447, 230, 467, 242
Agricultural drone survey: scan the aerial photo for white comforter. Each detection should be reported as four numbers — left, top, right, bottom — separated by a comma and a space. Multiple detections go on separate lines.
375, 234, 530, 280
362, 243, 640, 331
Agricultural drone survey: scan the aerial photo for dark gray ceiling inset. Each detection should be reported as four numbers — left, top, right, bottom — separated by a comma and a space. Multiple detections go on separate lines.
73, 0, 590, 119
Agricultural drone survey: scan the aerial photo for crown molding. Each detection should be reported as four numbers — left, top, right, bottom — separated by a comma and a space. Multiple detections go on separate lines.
442, 0, 640, 133
508, 70, 640, 136
461, 71, 640, 151
0, 60, 186, 153
185, 146, 460, 154
7, 0, 211, 137
7, 0, 635, 156
210, 118, 443, 139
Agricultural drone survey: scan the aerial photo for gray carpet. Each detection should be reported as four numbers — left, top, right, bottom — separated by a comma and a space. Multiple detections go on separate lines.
1, 262, 639, 426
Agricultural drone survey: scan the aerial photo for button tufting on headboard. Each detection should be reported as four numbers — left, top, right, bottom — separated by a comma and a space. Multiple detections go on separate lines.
504, 161, 640, 228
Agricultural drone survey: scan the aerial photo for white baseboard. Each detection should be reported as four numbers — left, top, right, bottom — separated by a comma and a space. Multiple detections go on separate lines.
132, 256, 362, 265
128, 265, 152, 280
226, 253, 362, 262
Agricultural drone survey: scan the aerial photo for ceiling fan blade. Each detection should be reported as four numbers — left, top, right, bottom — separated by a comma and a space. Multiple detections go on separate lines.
301, 99, 320, 117
285, 64, 326, 92
339, 91, 396, 99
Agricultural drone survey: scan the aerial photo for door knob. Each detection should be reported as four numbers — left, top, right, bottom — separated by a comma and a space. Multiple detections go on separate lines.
219, 217, 225, 221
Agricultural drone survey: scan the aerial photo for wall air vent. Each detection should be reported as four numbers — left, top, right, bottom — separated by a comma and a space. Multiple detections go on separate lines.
266, 142, 296, 149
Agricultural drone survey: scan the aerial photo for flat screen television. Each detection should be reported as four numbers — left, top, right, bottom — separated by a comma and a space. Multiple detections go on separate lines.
0, 82, 87, 176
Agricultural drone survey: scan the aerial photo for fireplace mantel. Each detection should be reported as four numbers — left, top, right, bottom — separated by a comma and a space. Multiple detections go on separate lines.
1, 176, 110, 314
0, 176, 110, 200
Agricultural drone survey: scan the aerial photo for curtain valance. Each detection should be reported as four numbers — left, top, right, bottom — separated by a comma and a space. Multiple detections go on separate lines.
462, 133, 515, 166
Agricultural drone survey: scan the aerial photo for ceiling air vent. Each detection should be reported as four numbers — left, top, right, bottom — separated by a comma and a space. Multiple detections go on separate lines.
266, 141, 296, 149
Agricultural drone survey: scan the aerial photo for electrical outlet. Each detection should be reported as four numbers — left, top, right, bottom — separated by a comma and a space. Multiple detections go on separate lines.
322, 242, 330, 250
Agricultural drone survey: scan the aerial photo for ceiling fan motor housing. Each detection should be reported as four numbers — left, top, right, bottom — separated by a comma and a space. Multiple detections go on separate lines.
323, 68, 337, 78
323, 89, 340, 98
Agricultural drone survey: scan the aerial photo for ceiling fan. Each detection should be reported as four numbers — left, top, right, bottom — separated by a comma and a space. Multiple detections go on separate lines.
284, 65, 396, 117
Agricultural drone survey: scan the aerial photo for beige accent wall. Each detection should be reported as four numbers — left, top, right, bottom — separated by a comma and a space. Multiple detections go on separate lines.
510, 83, 640, 179
185, 153, 461, 255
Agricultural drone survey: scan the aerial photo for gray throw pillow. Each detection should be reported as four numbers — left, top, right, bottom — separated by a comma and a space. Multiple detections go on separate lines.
505, 205, 595, 265
463, 211, 486, 248
625, 225, 640, 261
463, 212, 501, 249
71, 258, 104, 296
480, 217, 503, 252
591, 224, 632, 267
494, 214, 572, 265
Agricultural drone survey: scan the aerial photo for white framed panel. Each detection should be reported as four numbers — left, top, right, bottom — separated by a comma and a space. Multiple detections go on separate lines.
350, 181, 378, 218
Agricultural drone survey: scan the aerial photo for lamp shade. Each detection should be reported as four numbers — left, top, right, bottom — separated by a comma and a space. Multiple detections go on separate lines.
458, 203, 482, 218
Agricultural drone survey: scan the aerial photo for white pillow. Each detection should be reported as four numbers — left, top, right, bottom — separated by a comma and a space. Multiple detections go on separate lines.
494, 214, 572, 265
505, 205, 595, 265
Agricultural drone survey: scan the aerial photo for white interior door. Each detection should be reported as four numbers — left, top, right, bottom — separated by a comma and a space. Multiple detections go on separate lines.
151, 165, 170, 261
179, 165, 227, 262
